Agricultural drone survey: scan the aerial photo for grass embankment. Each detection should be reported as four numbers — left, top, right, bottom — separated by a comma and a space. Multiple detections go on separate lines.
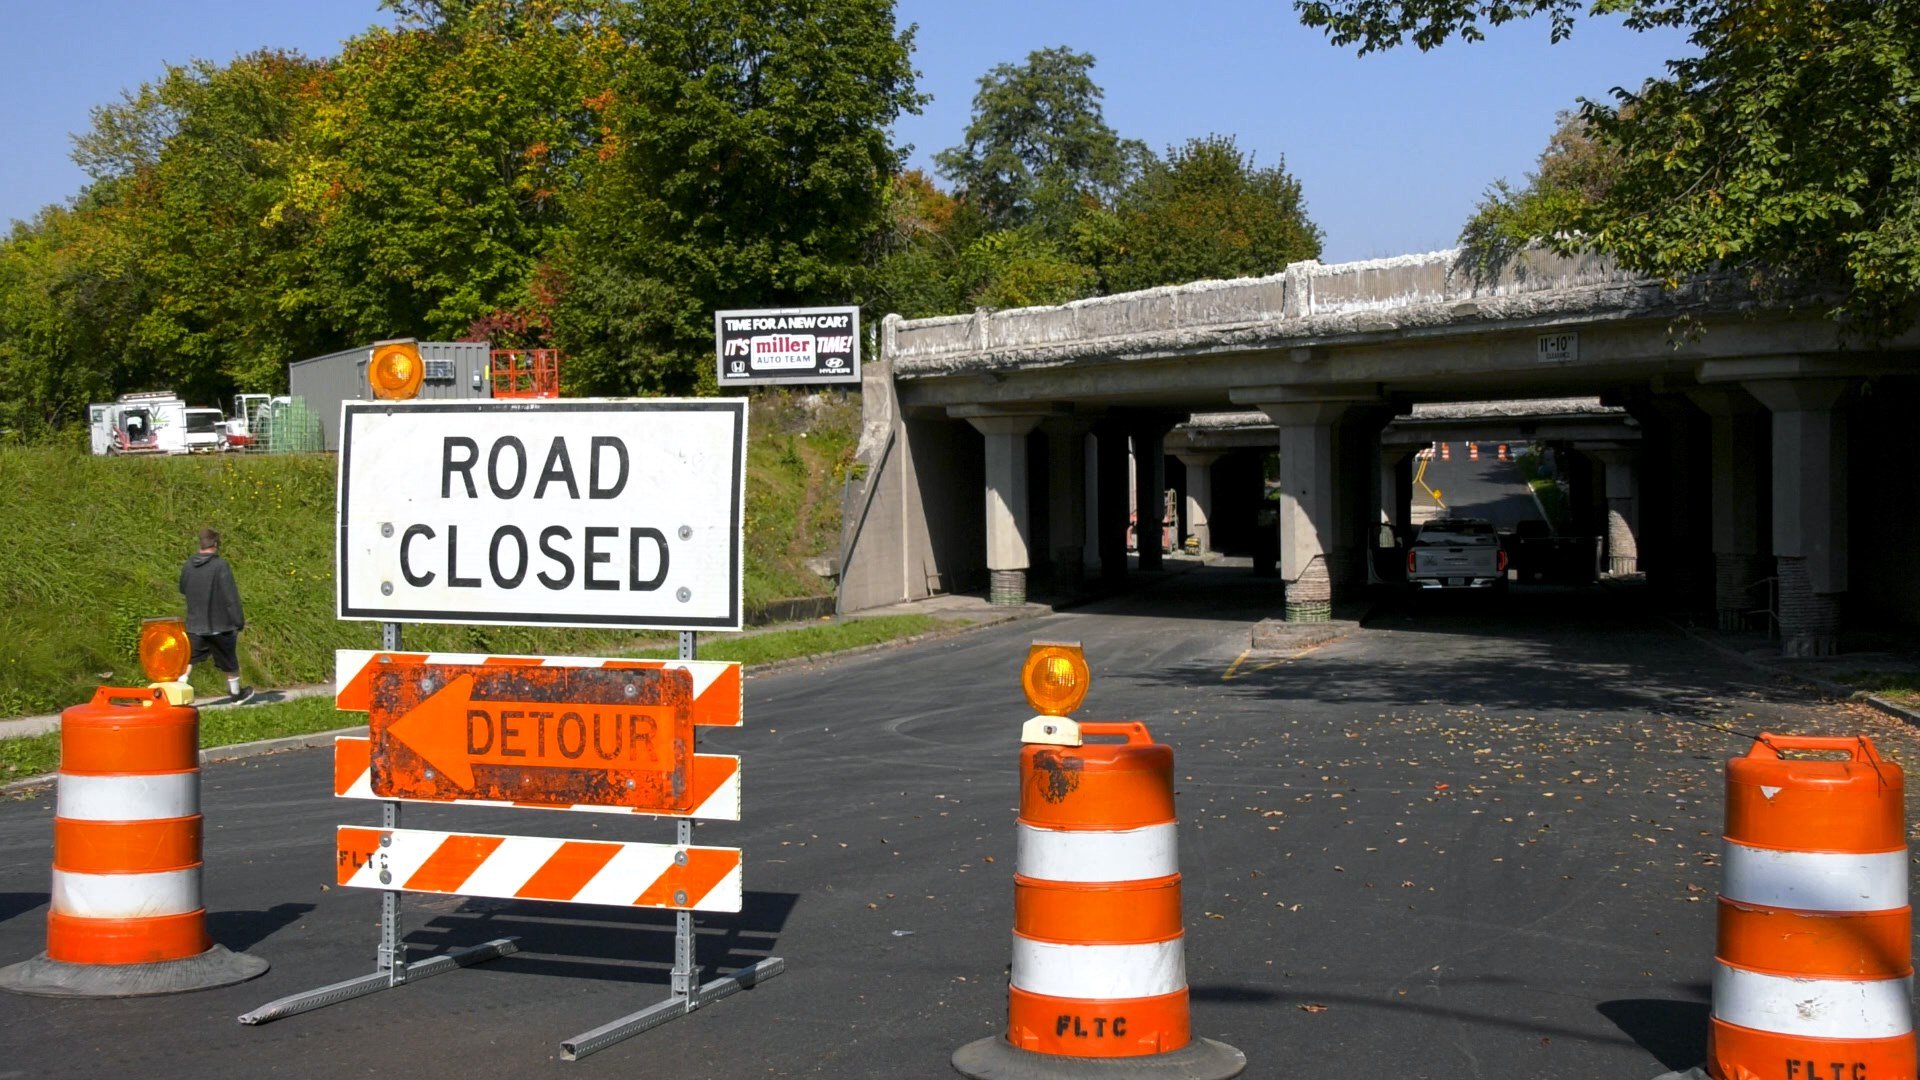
0, 392, 868, 717
1512, 446, 1573, 533
1836, 672, 1920, 707
0, 612, 952, 783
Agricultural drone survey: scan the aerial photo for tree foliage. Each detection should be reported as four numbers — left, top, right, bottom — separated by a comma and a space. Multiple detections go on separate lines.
0, 14, 1329, 435
1101, 135, 1322, 294
876, 62, 1321, 317
934, 48, 1147, 238
555, 0, 923, 394
1457, 109, 1619, 282
284, 5, 610, 347
1300, 0, 1920, 337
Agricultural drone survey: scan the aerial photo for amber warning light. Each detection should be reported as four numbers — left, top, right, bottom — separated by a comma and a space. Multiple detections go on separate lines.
369, 339, 424, 400
138, 616, 194, 703
139, 617, 190, 683
1021, 642, 1090, 746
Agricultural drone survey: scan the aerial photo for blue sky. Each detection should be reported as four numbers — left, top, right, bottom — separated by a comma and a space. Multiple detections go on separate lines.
0, 0, 1690, 263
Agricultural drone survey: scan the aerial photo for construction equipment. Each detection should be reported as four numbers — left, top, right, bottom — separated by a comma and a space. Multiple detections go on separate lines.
218, 394, 284, 450
490, 349, 561, 399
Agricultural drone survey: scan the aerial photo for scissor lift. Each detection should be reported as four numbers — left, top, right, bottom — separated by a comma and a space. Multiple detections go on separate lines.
489, 349, 561, 398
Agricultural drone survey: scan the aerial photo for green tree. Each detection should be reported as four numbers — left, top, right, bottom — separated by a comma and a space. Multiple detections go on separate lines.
281, 2, 610, 345
5, 52, 325, 411
1298, 0, 1920, 337
553, 0, 923, 393
1101, 134, 1322, 294
951, 228, 1097, 309
934, 47, 1148, 239
0, 209, 131, 437
1457, 109, 1619, 283
862, 169, 970, 319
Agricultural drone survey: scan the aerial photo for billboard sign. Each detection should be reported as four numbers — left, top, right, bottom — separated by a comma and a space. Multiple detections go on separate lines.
715, 306, 860, 386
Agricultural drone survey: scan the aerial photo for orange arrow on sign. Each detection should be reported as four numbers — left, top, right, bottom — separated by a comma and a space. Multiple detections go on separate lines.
387, 673, 678, 790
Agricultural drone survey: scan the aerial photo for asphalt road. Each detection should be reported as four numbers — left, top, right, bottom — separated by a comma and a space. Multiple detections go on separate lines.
1, 569, 1909, 1079
1413, 454, 1542, 530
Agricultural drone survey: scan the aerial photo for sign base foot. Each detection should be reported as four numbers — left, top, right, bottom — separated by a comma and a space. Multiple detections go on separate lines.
560, 956, 785, 1061
236, 937, 517, 1025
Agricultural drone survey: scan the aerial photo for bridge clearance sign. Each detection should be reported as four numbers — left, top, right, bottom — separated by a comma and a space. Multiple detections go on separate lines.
336, 399, 747, 631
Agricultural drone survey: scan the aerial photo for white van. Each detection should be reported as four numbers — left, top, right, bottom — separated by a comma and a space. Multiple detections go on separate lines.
183, 407, 226, 453
89, 392, 188, 455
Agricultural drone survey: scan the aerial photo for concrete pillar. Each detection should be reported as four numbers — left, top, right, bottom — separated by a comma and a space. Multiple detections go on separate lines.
1094, 420, 1131, 581
962, 414, 1044, 605
1260, 401, 1353, 622
1379, 449, 1411, 526
1394, 451, 1414, 530
1743, 378, 1852, 657
1334, 409, 1391, 591
1559, 447, 1594, 536
1174, 452, 1223, 554
1591, 448, 1640, 576
1082, 434, 1100, 572
1690, 387, 1769, 629
1132, 421, 1173, 571
1044, 419, 1095, 593
1664, 397, 1713, 609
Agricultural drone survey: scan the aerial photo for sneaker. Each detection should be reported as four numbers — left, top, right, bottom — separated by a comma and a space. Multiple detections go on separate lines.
227, 686, 255, 704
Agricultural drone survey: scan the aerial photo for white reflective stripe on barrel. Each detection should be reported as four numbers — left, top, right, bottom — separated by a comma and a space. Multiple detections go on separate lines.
1713, 963, 1915, 1039
55, 772, 199, 822
1010, 935, 1186, 1000
1016, 823, 1178, 883
50, 867, 201, 919
1722, 842, 1909, 912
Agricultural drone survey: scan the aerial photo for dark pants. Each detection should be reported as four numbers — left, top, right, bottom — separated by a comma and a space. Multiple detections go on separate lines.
189, 631, 240, 674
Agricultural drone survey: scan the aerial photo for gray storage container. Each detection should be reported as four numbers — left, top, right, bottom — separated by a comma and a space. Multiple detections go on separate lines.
288, 341, 492, 451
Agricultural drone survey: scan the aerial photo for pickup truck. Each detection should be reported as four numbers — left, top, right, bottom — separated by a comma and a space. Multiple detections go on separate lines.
1407, 518, 1507, 591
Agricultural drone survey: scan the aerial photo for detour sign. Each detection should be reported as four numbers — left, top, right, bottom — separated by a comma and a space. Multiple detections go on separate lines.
369, 663, 696, 812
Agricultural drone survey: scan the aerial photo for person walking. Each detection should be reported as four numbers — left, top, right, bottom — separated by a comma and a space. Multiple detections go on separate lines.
179, 527, 250, 703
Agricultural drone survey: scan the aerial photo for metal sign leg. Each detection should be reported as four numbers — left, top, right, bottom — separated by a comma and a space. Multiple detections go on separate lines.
237, 622, 517, 1026
558, 632, 785, 1061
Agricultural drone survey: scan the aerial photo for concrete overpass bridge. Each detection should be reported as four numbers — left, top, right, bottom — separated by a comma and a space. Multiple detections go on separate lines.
838, 248, 1920, 656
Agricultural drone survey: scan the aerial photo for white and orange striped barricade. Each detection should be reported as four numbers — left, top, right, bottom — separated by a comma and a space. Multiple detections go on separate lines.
0, 686, 267, 997
1469, 441, 1481, 461
1708, 734, 1913, 1080
239, 650, 781, 1060
1498, 443, 1511, 462
955, 715, 1244, 1078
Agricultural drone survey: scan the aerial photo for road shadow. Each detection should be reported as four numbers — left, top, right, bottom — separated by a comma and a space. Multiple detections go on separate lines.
404, 890, 799, 986
0, 892, 46, 925
1164, 585, 1813, 721
1219, 985, 1649, 1050
1597, 993, 1711, 1072
1190, 984, 1283, 1005
208, 902, 315, 951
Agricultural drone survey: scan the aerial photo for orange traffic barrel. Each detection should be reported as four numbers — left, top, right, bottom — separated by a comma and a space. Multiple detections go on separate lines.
953, 721, 1243, 1078
1469, 442, 1481, 461
1440, 442, 1451, 461
1708, 735, 1913, 1080
0, 687, 266, 997
1497, 443, 1511, 462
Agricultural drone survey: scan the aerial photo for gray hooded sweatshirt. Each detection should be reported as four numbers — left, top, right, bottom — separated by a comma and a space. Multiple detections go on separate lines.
179, 552, 246, 635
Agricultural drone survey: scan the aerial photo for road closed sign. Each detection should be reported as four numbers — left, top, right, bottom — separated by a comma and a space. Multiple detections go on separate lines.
338, 399, 746, 630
